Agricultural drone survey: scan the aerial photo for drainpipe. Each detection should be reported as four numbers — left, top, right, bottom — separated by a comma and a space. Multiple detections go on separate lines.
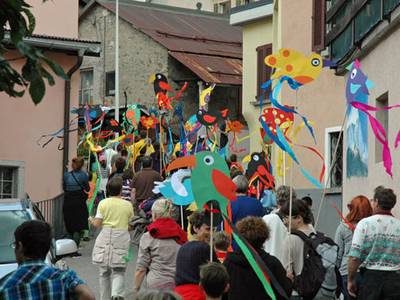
63, 51, 84, 176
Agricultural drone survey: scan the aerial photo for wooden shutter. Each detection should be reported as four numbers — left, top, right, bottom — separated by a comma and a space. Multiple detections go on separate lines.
256, 43, 272, 103
312, 0, 326, 52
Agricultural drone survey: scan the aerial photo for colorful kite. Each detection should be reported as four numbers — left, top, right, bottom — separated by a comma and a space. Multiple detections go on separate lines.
345, 60, 400, 177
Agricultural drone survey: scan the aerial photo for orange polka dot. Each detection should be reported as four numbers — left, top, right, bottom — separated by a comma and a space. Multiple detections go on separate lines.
283, 49, 290, 57
267, 56, 277, 66
286, 64, 293, 72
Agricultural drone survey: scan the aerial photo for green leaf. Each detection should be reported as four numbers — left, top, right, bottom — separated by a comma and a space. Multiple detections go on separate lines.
29, 73, 46, 104
43, 57, 68, 80
40, 66, 55, 86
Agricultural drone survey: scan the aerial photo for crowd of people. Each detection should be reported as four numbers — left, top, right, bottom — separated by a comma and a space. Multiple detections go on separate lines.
1, 145, 400, 300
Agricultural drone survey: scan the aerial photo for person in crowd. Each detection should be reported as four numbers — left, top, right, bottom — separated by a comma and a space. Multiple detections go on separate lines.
231, 175, 264, 225
334, 195, 372, 300
301, 196, 315, 225
228, 154, 244, 174
131, 156, 163, 213
199, 263, 230, 300
281, 199, 336, 300
110, 144, 123, 172
174, 210, 217, 300
121, 167, 133, 201
99, 153, 110, 199
109, 157, 126, 181
348, 187, 400, 300
63, 156, 90, 248
224, 216, 292, 300
0, 220, 95, 300
214, 231, 230, 263
135, 198, 187, 292
151, 142, 161, 173
89, 177, 134, 300
229, 168, 243, 179
136, 290, 182, 300
104, 146, 118, 173
262, 185, 296, 264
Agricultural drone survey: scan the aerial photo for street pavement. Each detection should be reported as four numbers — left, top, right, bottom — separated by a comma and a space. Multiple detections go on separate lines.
65, 230, 138, 300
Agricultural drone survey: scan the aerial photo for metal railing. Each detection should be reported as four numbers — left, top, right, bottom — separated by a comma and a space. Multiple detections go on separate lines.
36, 193, 66, 239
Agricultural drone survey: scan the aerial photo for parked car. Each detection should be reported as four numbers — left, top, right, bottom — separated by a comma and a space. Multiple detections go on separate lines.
0, 197, 77, 279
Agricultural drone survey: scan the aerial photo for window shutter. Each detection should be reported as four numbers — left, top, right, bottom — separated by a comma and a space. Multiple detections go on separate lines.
312, 0, 326, 52
257, 43, 272, 103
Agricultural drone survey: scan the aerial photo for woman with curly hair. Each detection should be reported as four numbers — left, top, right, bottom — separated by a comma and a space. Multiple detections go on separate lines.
223, 216, 292, 300
334, 195, 372, 300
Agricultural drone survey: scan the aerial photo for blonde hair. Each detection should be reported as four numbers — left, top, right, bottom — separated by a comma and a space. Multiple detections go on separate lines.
151, 198, 173, 220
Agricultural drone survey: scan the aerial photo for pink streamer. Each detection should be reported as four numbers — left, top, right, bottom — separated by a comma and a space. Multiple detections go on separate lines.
350, 101, 400, 177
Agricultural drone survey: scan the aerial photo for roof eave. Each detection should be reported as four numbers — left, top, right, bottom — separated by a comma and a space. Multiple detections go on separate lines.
4, 32, 101, 57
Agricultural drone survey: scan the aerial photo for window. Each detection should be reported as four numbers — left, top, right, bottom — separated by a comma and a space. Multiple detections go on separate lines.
105, 71, 115, 96
312, 0, 326, 52
256, 43, 272, 104
0, 167, 17, 198
384, 0, 400, 15
325, 127, 343, 188
354, 0, 381, 43
79, 69, 93, 105
214, 1, 231, 14
375, 92, 388, 163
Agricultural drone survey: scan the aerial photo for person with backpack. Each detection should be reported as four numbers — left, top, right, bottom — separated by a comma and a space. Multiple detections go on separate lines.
281, 199, 339, 300
334, 195, 372, 300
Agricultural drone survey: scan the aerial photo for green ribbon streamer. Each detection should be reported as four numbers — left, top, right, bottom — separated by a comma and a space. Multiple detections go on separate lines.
232, 231, 277, 300
88, 153, 101, 216
123, 245, 133, 262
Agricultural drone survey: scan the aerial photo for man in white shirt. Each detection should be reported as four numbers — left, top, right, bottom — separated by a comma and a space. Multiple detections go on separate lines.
348, 186, 400, 299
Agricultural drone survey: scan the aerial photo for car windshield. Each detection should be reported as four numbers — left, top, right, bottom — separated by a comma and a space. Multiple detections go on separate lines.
0, 210, 30, 264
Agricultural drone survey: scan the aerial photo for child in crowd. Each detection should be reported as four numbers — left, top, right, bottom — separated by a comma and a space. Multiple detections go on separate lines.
199, 263, 230, 300
213, 231, 230, 263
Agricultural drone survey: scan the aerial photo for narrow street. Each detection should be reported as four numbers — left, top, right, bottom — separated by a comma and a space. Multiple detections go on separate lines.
65, 233, 139, 300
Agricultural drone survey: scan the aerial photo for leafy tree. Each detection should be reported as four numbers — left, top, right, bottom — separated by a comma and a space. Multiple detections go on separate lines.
0, 0, 67, 104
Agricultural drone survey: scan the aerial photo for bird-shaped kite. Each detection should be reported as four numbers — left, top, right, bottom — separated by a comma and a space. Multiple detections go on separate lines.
245, 152, 275, 198
149, 73, 188, 110
345, 60, 400, 177
196, 108, 229, 127
199, 83, 216, 108
153, 169, 194, 206
166, 151, 288, 300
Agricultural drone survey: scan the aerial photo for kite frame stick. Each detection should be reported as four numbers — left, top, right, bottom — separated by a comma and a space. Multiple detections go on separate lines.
180, 205, 184, 229
210, 202, 214, 262
315, 112, 347, 227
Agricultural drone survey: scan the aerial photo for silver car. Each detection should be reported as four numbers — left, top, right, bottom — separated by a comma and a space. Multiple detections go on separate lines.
0, 197, 77, 279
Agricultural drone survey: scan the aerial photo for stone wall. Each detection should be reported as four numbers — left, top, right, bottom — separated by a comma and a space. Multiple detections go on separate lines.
79, 5, 169, 110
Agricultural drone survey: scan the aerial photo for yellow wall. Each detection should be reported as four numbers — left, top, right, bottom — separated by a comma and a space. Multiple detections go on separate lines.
242, 17, 273, 154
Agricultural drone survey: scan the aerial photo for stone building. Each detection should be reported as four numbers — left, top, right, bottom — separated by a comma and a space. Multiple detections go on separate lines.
79, 0, 242, 122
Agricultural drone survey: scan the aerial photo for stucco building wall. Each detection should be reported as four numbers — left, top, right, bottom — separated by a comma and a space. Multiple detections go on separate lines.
0, 52, 79, 201
242, 17, 273, 154
343, 27, 400, 217
279, 0, 346, 189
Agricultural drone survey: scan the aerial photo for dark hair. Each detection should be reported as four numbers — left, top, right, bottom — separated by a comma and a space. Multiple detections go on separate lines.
236, 217, 270, 249
189, 210, 208, 236
301, 196, 313, 207
107, 176, 123, 196
230, 168, 243, 179
214, 231, 230, 251
122, 168, 133, 180
281, 199, 313, 224
142, 156, 153, 168
71, 157, 84, 171
153, 142, 160, 152
121, 149, 128, 157
115, 157, 126, 172
229, 154, 237, 163
374, 186, 396, 210
15, 220, 52, 260
140, 130, 147, 139
200, 263, 229, 298
276, 185, 297, 207
117, 144, 123, 152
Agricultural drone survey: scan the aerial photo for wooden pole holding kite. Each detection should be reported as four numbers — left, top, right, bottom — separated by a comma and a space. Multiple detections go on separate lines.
210, 202, 214, 262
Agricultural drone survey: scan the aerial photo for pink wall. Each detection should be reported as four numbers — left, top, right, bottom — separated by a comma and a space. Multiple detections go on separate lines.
0, 52, 79, 201
27, 0, 78, 38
